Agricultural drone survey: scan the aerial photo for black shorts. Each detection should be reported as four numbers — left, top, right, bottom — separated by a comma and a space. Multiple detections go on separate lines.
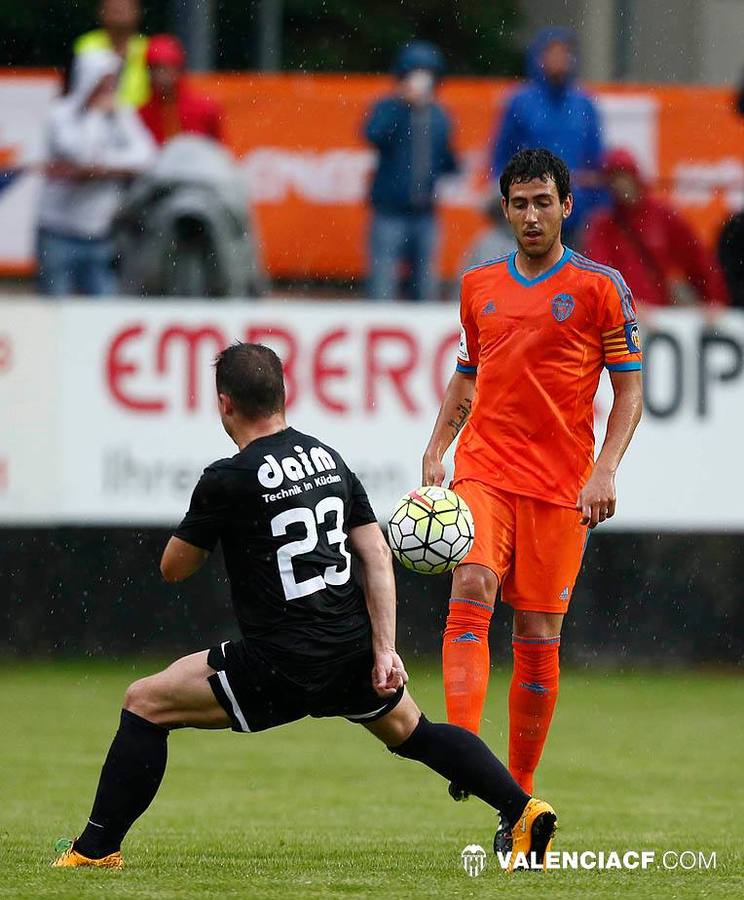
207, 639, 404, 733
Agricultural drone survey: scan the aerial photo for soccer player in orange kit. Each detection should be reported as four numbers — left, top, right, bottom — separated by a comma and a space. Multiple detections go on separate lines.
422, 148, 643, 845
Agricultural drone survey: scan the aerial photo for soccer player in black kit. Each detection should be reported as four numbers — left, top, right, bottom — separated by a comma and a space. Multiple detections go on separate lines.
53, 343, 557, 872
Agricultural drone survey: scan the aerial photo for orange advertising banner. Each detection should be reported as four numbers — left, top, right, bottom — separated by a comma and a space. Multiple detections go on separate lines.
195, 74, 744, 280
2, 71, 743, 280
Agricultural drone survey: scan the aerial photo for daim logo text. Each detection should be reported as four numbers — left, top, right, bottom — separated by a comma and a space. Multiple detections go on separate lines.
258, 445, 337, 489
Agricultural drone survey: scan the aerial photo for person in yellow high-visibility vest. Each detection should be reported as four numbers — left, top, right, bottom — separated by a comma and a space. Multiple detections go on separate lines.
74, 0, 150, 107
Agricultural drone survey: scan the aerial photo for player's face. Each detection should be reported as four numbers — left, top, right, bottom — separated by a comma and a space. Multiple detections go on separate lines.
502, 177, 572, 259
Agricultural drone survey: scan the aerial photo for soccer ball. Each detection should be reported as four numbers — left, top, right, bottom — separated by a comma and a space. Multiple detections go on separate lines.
387, 486, 475, 575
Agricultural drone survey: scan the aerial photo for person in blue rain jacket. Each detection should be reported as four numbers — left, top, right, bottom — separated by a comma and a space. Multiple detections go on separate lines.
364, 41, 458, 301
491, 27, 604, 241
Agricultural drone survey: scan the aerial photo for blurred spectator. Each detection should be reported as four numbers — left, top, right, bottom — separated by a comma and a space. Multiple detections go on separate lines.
364, 41, 458, 301
37, 50, 156, 297
458, 186, 514, 274
115, 135, 267, 298
585, 148, 729, 307
736, 70, 744, 117
139, 35, 223, 145
491, 27, 603, 241
74, 0, 149, 107
718, 213, 744, 307
720, 77, 744, 308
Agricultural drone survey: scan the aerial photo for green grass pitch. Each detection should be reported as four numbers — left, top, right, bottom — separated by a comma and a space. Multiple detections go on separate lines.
1, 660, 742, 898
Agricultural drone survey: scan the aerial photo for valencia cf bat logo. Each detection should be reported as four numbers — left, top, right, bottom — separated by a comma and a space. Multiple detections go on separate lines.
625, 322, 641, 352
551, 293, 575, 322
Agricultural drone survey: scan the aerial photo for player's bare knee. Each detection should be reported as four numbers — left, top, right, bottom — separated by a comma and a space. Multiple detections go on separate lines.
366, 691, 421, 747
513, 610, 563, 639
454, 565, 498, 603
123, 677, 163, 722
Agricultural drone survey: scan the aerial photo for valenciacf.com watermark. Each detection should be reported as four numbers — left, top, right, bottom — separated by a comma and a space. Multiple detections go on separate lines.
460, 845, 717, 876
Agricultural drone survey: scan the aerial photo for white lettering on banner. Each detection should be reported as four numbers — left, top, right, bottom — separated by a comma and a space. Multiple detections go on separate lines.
239, 148, 482, 208
2, 302, 744, 529
672, 157, 744, 210
239, 125, 651, 211
9, 81, 744, 281
241, 148, 375, 204
236, 98, 655, 210
0, 84, 655, 267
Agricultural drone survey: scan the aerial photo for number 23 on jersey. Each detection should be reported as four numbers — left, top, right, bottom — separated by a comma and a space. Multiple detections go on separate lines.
270, 497, 351, 601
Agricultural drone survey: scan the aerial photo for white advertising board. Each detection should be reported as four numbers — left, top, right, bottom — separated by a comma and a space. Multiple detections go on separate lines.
1, 300, 743, 530
0, 301, 58, 520
56, 300, 460, 524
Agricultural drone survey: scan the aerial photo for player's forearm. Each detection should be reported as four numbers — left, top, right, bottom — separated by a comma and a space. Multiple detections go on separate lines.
596, 376, 643, 474
424, 371, 476, 461
361, 550, 398, 652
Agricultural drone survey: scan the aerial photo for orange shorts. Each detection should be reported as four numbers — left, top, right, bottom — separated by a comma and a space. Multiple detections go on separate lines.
453, 478, 589, 613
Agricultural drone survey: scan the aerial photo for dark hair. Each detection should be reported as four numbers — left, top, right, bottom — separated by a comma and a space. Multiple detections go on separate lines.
499, 148, 571, 202
214, 342, 285, 419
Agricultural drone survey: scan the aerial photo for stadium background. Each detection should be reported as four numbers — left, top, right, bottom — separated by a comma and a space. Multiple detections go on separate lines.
1, 2, 743, 897
2, 302, 743, 663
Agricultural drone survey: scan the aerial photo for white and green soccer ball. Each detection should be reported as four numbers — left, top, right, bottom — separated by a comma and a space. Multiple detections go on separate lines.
387, 486, 475, 575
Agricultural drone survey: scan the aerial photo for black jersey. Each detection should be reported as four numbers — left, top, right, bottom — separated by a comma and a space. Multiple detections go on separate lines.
174, 427, 377, 660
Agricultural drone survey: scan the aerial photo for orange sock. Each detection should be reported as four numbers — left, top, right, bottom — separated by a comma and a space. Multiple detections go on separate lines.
508, 635, 561, 794
442, 597, 494, 734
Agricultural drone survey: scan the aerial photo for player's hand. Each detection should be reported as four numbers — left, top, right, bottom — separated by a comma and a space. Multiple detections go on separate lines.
422, 449, 445, 486
577, 465, 616, 528
372, 648, 409, 697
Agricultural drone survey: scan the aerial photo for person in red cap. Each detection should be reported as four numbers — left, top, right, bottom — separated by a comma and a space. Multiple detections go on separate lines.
584, 148, 728, 307
138, 35, 223, 145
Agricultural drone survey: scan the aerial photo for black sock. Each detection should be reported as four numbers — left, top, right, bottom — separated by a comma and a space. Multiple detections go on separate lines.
391, 715, 529, 827
74, 709, 169, 858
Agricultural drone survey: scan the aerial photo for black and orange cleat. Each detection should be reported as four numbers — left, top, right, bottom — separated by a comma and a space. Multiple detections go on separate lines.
51, 838, 124, 870
501, 798, 557, 872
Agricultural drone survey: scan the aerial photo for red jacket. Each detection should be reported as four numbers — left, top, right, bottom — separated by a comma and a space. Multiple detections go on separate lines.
139, 84, 223, 146
584, 197, 729, 306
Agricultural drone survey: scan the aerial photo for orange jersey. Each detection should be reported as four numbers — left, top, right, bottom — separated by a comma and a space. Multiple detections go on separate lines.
454, 248, 642, 509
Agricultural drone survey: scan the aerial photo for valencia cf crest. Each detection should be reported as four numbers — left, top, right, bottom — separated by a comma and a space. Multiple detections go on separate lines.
551, 293, 575, 322
625, 321, 641, 352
